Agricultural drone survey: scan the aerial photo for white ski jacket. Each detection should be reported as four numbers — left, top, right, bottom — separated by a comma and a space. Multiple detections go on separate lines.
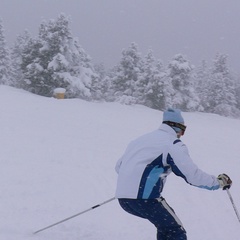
115, 124, 220, 199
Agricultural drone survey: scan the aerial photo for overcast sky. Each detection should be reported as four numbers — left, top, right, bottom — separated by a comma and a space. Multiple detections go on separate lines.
1, 0, 240, 73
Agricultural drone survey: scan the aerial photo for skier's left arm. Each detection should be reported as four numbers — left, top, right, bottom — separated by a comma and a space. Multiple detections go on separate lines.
168, 141, 220, 190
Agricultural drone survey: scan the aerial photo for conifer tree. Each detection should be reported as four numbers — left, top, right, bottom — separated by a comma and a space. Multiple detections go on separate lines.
21, 13, 98, 98
134, 49, 153, 104
145, 59, 172, 110
167, 54, 200, 111
195, 60, 210, 111
21, 37, 44, 94
92, 63, 107, 101
11, 30, 32, 88
206, 53, 239, 117
111, 42, 144, 104
140, 49, 155, 105
0, 20, 13, 85
142, 50, 172, 110
236, 77, 240, 110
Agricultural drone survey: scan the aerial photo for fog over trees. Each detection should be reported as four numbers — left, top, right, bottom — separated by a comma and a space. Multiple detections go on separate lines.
1, 14, 240, 118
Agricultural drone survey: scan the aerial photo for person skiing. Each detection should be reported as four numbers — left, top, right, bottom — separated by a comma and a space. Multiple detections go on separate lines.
115, 108, 232, 240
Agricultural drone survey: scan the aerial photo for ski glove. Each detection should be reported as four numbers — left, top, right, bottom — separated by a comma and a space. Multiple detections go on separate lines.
217, 173, 232, 190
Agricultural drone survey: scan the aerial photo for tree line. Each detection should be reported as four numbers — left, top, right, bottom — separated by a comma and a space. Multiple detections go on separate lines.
1, 14, 240, 118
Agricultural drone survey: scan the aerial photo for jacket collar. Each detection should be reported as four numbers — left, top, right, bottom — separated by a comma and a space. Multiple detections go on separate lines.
159, 123, 177, 137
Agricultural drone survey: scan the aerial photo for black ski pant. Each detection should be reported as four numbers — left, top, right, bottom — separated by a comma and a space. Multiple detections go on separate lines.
118, 198, 187, 240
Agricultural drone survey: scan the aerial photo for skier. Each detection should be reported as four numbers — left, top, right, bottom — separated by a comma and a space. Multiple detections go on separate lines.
115, 108, 232, 240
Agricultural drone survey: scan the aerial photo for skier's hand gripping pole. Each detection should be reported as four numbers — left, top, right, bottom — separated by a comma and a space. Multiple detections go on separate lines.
217, 173, 232, 190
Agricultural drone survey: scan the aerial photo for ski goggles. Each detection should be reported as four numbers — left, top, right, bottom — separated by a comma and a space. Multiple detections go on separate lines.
162, 121, 187, 135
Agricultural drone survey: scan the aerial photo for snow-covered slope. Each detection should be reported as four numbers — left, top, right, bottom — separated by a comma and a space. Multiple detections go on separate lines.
0, 86, 239, 240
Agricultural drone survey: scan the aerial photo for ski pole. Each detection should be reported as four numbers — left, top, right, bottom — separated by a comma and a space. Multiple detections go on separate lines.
226, 189, 240, 223
33, 197, 115, 234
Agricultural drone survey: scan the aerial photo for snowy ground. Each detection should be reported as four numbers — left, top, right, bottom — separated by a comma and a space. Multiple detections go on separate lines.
0, 85, 240, 240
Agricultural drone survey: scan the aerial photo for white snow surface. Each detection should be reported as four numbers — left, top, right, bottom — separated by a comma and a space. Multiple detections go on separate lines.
0, 85, 240, 240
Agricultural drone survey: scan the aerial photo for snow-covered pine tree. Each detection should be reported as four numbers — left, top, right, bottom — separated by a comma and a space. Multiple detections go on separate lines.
11, 30, 32, 88
146, 60, 173, 110
47, 14, 99, 99
20, 37, 44, 94
195, 60, 210, 111
143, 51, 172, 110
21, 13, 98, 98
104, 65, 119, 102
167, 54, 201, 111
37, 13, 73, 96
111, 42, 144, 104
206, 53, 239, 117
133, 49, 153, 104
236, 76, 240, 111
92, 63, 108, 101
0, 19, 14, 86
